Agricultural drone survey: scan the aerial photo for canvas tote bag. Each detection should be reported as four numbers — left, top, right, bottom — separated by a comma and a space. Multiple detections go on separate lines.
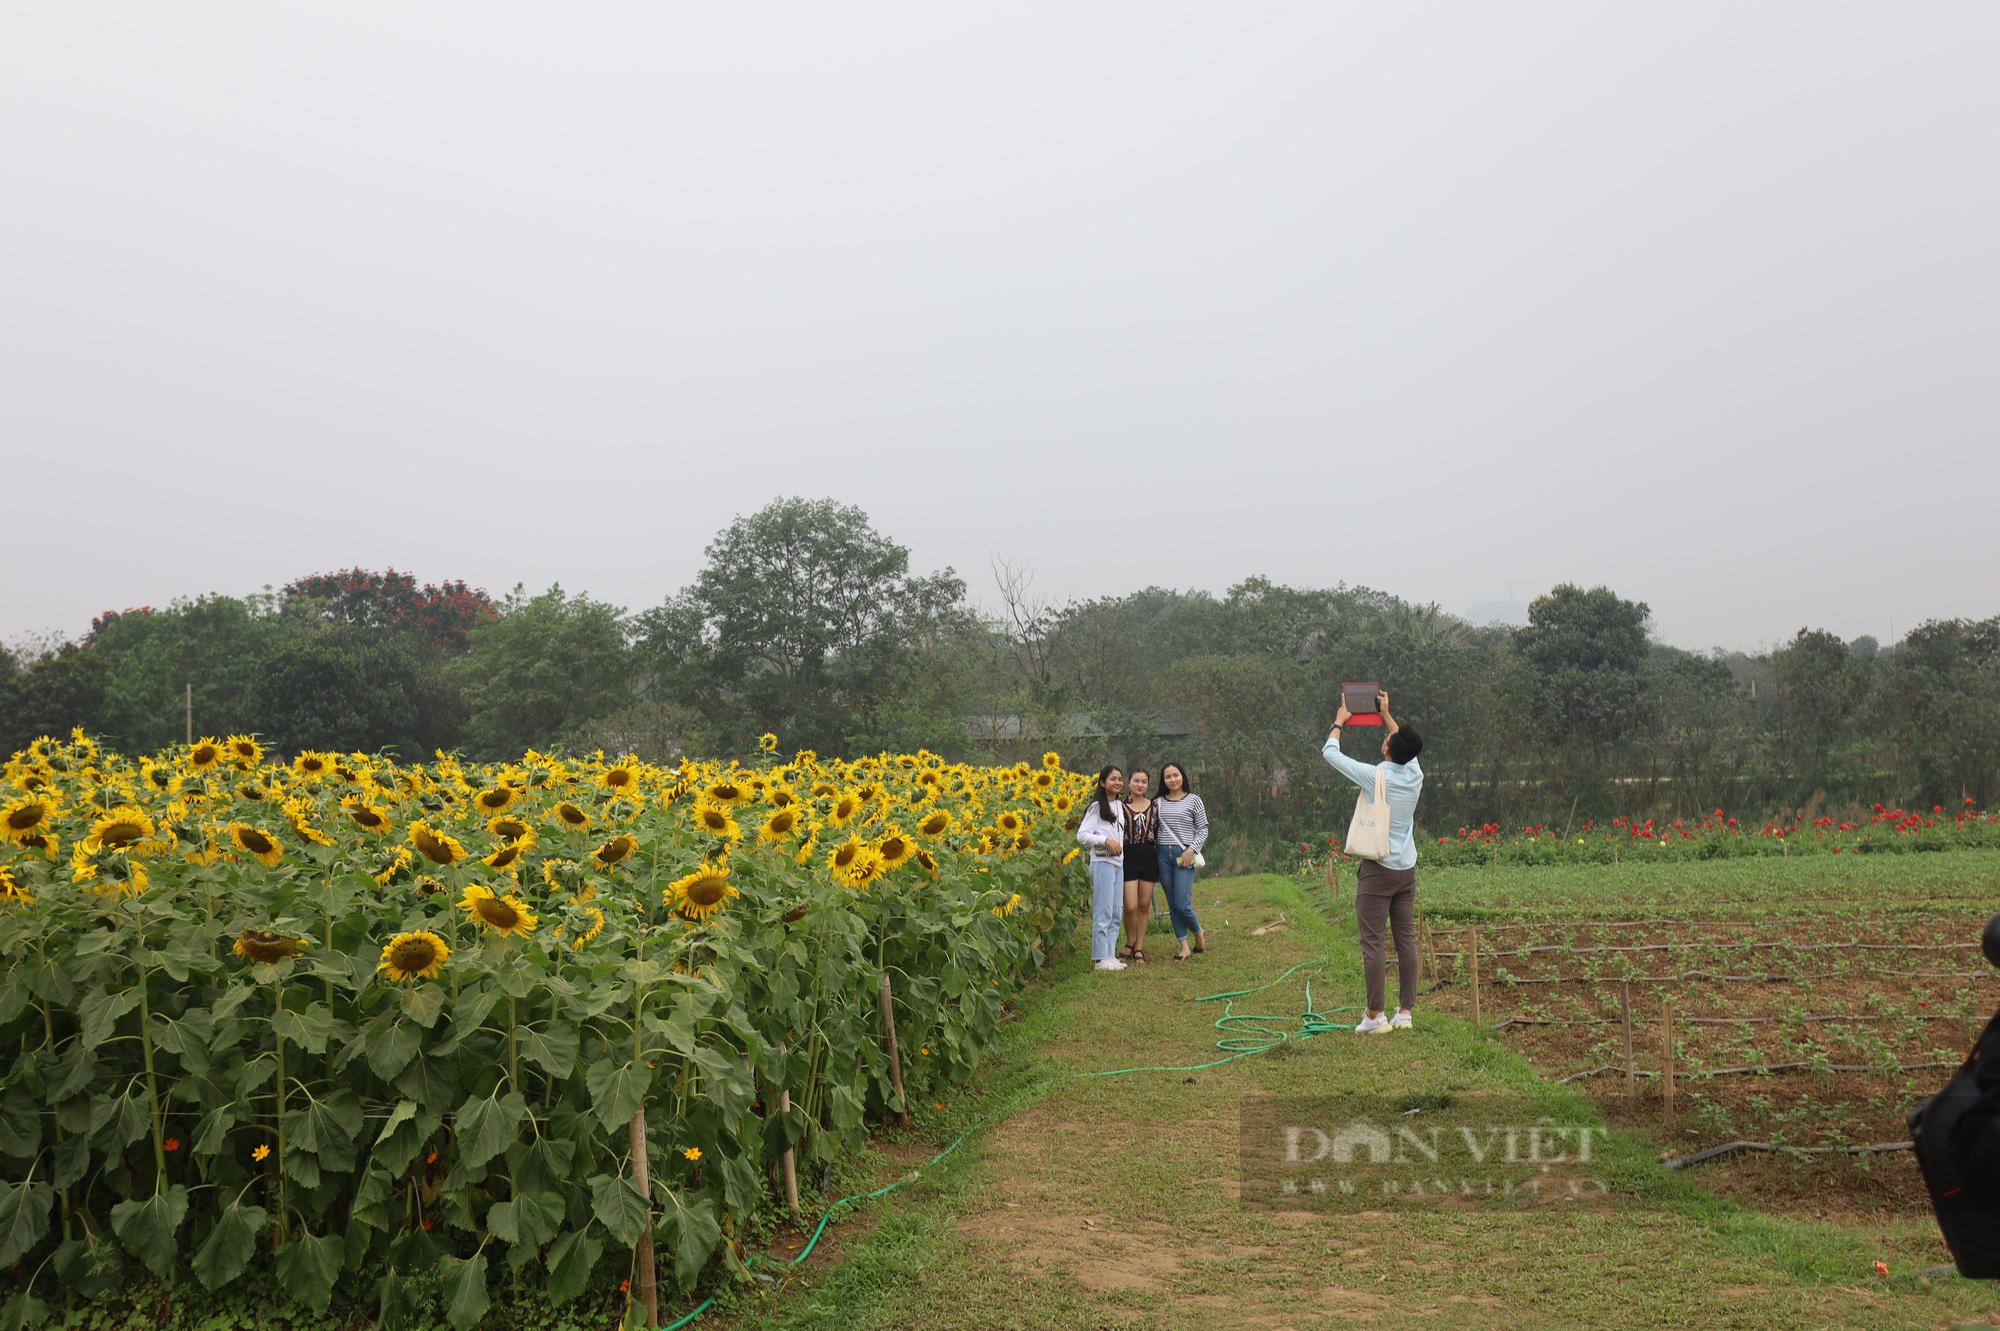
1345, 766, 1393, 862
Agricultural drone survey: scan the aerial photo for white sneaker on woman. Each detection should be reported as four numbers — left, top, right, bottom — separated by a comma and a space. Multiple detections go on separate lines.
1353, 1013, 1391, 1034
1094, 958, 1127, 972
1390, 1009, 1413, 1030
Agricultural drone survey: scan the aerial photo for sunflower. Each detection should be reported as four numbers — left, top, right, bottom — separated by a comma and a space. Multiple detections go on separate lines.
233, 930, 303, 964
185, 738, 226, 772
541, 858, 587, 893
913, 848, 939, 876
874, 826, 915, 870
236, 782, 270, 802
854, 783, 884, 806
70, 845, 147, 896
293, 751, 332, 779
916, 809, 952, 839
1042, 751, 1061, 770
472, 786, 514, 814
459, 882, 539, 936
483, 841, 527, 874
995, 810, 1025, 834
226, 822, 285, 867
758, 807, 801, 844
1014, 831, 1034, 851
378, 931, 450, 981
844, 850, 888, 891
84, 805, 154, 851
344, 800, 394, 834
283, 799, 335, 847
826, 792, 861, 826
225, 736, 264, 765
599, 762, 641, 799
550, 801, 590, 831
370, 845, 413, 885
2, 796, 60, 844
488, 815, 531, 842
757, 732, 779, 752
667, 865, 739, 922
404, 820, 465, 866
992, 893, 1023, 918
810, 781, 838, 800
1033, 771, 1055, 790
590, 833, 638, 872
827, 835, 867, 877
561, 905, 606, 947
1052, 794, 1074, 814
0, 865, 29, 904
701, 780, 751, 808
691, 805, 741, 841
138, 761, 180, 796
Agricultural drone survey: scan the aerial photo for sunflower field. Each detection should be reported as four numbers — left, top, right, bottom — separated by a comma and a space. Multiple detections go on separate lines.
0, 731, 1091, 1329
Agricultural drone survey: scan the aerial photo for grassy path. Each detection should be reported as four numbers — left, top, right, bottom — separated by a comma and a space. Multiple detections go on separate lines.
739, 873, 2000, 1330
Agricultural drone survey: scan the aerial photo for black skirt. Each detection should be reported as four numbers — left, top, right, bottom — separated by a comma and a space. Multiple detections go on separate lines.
1124, 843, 1161, 882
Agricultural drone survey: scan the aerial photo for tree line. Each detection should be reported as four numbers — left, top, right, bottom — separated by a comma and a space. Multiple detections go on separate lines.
6, 497, 1995, 860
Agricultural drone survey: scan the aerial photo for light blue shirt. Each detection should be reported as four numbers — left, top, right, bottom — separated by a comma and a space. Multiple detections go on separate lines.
1321, 740, 1424, 871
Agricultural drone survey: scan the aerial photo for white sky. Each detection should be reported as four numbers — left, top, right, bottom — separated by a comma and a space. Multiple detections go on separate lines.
4, 4, 1995, 655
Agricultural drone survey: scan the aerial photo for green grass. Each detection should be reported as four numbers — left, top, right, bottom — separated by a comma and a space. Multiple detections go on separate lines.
725, 872, 2000, 1330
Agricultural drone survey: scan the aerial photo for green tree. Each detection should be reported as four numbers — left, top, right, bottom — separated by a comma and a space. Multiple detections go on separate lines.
638, 498, 966, 755
0, 641, 110, 755
1516, 584, 1654, 757
1768, 628, 1869, 783
246, 626, 464, 758
1884, 617, 2000, 806
89, 595, 307, 750
452, 586, 635, 758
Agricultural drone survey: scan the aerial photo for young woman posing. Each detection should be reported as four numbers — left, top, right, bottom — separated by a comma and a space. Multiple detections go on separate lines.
1154, 761, 1209, 962
1075, 766, 1129, 972
1120, 768, 1160, 963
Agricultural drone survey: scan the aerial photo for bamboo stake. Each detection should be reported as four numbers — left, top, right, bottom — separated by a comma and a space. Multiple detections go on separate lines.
879, 972, 909, 1128
1469, 927, 1481, 1030
1661, 996, 1676, 1121
1620, 981, 1635, 1097
630, 1108, 658, 1328
1325, 849, 1337, 916
780, 1089, 799, 1217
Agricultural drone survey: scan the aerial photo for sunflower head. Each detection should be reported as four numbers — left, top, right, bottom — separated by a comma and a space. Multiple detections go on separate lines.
758, 808, 801, 844
379, 931, 450, 981
483, 841, 526, 873
541, 857, 587, 893
701, 780, 750, 808
86, 806, 155, 851
459, 882, 538, 936
692, 806, 740, 840
828, 793, 861, 825
551, 801, 590, 831
409, 820, 467, 867
344, 801, 394, 834
227, 822, 284, 867
1042, 751, 1062, 770
488, 815, 530, 842
875, 826, 914, 870
233, 930, 303, 965
293, 752, 332, 779
1, 796, 58, 844
780, 902, 811, 924
185, 738, 226, 772
473, 787, 514, 814
591, 834, 638, 871
996, 811, 1024, 834
917, 809, 952, 839
667, 865, 739, 922
226, 736, 264, 765
758, 732, 779, 752
914, 848, 939, 876
599, 763, 641, 797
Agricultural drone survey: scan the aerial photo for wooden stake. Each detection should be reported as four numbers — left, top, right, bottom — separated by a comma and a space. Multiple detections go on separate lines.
779, 1089, 799, 1217
185, 682, 193, 746
1325, 850, 1337, 916
629, 1108, 658, 1328
1620, 981, 1635, 1097
1469, 927, 1481, 1030
878, 972, 908, 1128
1661, 996, 1675, 1121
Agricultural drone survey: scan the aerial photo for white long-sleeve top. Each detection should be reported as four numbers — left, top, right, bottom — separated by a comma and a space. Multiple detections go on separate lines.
1075, 799, 1127, 868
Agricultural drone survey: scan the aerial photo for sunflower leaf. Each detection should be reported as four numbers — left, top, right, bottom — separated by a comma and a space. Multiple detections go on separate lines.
42, 1042, 96, 1104
375, 1099, 419, 1146
76, 988, 142, 1052
587, 1174, 649, 1248
0, 1090, 40, 1158
274, 1231, 345, 1314
0, 1180, 53, 1269
191, 1105, 237, 1157
364, 1018, 422, 1080
399, 983, 447, 1029
518, 1022, 578, 1080
659, 1188, 721, 1286
453, 1089, 527, 1170
109, 1184, 188, 1279
272, 1003, 333, 1056
544, 1225, 602, 1305
87, 1090, 147, 1152
190, 1199, 266, 1291
452, 986, 503, 1033
0, 1290, 49, 1331
48, 1133, 88, 1190
439, 1249, 490, 1331
584, 1060, 650, 1135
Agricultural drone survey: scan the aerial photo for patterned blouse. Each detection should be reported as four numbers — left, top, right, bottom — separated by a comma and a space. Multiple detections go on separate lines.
1123, 799, 1160, 849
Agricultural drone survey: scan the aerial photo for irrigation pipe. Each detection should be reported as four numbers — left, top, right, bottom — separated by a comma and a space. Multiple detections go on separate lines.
1555, 1060, 1952, 1084
1662, 1139, 1914, 1170
656, 957, 1358, 1330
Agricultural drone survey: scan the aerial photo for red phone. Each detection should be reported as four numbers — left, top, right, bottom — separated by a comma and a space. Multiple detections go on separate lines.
1342, 682, 1384, 726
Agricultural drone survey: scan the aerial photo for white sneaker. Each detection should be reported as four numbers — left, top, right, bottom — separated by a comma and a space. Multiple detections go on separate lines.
1354, 1013, 1391, 1034
1390, 1010, 1413, 1030
1095, 958, 1127, 971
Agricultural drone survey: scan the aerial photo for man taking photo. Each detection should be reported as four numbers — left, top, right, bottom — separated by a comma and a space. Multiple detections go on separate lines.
1322, 690, 1425, 1034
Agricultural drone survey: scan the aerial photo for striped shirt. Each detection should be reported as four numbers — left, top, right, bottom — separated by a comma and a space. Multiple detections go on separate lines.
1155, 793, 1209, 853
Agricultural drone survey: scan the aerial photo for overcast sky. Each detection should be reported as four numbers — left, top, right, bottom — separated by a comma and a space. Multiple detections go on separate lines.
5, 5, 1995, 656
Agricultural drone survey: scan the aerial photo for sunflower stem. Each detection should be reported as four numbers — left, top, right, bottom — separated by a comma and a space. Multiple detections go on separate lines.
507, 995, 519, 1092
137, 971, 168, 1196
274, 986, 289, 1247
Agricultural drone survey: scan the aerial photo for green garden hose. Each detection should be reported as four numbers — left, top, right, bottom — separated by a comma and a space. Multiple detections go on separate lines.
659, 961, 1349, 1330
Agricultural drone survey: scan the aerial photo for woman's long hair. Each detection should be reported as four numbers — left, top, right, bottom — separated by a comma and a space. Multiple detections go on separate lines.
1093, 766, 1123, 824
1159, 761, 1192, 798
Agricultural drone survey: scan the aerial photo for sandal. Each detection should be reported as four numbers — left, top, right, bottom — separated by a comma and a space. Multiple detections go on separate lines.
1120, 944, 1136, 961
1132, 950, 1146, 965
1171, 953, 1188, 963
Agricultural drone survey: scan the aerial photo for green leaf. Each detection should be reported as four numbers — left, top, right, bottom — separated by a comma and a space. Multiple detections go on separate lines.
88, 1090, 147, 1152
287, 1087, 364, 1173
400, 983, 447, 1028
0, 1180, 53, 1268
76, 988, 142, 1051
439, 1248, 490, 1331
364, 1018, 422, 1080
0, 1290, 48, 1331
663, 1190, 721, 1287
488, 1191, 563, 1250
0, 1090, 40, 1158
453, 986, 502, 1032
43, 1043, 96, 1104
453, 1090, 527, 1170
109, 1184, 188, 1278
377, 1269, 424, 1331
545, 1225, 603, 1305
375, 1099, 419, 1145
190, 1200, 267, 1290
518, 1022, 578, 1080
583, 1059, 649, 1135
274, 1232, 344, 1314
272, 1002, 334, 1055
191, 1104, 237, 1156
48, 1133, 88, 1190
588, 1173, 649, 1248
502, 1135, 575, 1195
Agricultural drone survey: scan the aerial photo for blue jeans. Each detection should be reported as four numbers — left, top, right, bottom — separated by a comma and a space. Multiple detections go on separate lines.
1158, 845, 1202, 941
1089, 860, 1123, 960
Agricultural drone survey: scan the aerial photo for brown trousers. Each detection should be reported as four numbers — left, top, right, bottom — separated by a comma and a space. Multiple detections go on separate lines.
1355, 860, 1419, 1012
